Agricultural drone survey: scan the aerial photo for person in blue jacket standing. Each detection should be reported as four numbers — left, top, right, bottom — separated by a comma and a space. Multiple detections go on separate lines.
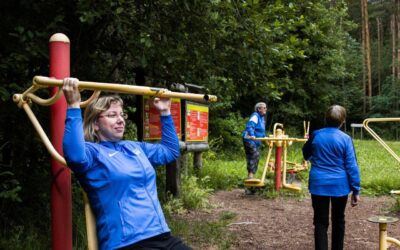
242, 102, 267, 183
62, 78, 191, 250
302, 105, 360, 250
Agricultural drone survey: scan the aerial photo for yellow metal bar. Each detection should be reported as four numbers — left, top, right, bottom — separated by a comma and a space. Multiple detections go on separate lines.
387, 237, 400, 248
260, 143, 274, 184
33, 76, 217, 103
379, 223, 388, 250
282, 142, 301, 191
363, 118, 400, 163
244, 144, 273, 187
254, 137, 308, 142
17, 97, 67, 166
83, 191, 98, 250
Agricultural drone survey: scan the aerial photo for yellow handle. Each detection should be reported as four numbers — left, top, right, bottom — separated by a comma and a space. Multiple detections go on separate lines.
33, 76, 217, 103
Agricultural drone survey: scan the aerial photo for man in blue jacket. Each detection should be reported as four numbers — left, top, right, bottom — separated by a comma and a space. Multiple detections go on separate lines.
242, 102, 267, 182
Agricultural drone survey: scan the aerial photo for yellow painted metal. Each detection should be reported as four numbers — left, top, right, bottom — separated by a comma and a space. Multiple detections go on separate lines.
33, 76, 217, 103
363, 118, 400, 194
244, 143, 273, 188
304, 120, 310, 137
368, 216, 400, 250
380, 223, 388, 250
244, 123, 308, 190
362, 118, 400, 163
83, 191, 98, 250
282, 140, 301, 191
13, 94, 67, 166
386, 237, 400, 248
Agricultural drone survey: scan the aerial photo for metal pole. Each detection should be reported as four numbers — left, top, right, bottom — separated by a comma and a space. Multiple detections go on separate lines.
275, 146, 282, 192
49, 33, 72, 250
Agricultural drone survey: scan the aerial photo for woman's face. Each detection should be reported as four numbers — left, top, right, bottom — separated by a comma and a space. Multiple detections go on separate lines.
95, 102, 126, 142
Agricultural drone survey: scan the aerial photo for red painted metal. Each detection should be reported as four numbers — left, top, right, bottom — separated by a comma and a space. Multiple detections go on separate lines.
49, 33, 72, 250
274, 146, 282, 192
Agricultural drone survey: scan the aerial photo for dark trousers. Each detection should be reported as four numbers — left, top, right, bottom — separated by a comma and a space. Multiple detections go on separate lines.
118, 232, 192, 250
243, 141, 260, 174
311, 194, 348, 250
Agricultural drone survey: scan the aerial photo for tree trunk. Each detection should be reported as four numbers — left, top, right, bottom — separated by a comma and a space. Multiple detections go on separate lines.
392, 15, 396, 82
376, 17, 382, 95
363, 0, 372, 109
361, 0, 366, 115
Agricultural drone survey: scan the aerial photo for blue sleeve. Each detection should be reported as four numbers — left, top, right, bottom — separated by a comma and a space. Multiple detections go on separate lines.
139, 115, 180, 166
302, 132, 315, 160
345, 137, 361, 195
244, 114, 257, 137
63, 108, 93, 172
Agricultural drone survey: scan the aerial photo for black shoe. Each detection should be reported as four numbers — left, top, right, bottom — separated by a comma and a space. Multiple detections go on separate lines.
245, 189, 256, 195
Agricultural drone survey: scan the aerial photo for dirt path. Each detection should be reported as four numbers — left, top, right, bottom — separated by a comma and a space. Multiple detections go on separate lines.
189, 189, 400, 250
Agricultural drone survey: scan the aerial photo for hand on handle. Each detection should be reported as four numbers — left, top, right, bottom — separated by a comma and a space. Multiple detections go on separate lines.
153, 97, 171, 116
62, 77, 81, 108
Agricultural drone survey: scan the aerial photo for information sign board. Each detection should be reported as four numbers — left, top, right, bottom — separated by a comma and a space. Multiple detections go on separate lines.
143, 96, 181, 140
185, 102, 209, 142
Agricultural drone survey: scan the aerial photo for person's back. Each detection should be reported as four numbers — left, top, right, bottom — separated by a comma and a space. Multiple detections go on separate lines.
303, 105, 360, 250
307, 127, 357, 197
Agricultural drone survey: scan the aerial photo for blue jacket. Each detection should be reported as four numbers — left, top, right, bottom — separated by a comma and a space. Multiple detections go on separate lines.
242, 111, 266, 147
63, 109, 180, 250
302, 127, 360, 197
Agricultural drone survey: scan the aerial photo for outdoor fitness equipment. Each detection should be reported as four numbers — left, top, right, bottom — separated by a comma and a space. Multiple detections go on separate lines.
13, 76, 217, 250
363, 118, 400, 249
368, 216, 400, 250
13, 76, 218, 166
244, 122, 309, 192
363, 118, 400, 163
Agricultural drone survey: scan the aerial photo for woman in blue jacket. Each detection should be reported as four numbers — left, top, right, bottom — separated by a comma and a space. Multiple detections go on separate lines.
303, 105, 360, 250
62, 78, 191, 250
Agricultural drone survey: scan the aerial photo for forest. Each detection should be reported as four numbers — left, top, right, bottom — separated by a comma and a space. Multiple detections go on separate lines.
1, 0, 400, 248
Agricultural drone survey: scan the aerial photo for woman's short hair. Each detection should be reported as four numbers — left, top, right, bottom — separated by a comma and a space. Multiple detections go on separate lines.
83, 95, 124, 142
325, 105, 346, 127
254, 102, 267, 112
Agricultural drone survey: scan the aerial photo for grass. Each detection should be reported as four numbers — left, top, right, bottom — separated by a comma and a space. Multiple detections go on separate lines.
355, 139, 400, 195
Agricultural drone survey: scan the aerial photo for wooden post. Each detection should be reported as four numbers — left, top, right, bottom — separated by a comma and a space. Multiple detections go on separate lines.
193, 152, 203, 174
166, 160, 181, 196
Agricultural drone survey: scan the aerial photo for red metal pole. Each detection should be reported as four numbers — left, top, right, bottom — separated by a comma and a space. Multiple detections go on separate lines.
274, 146, 282, 192
49, 33, 72, 250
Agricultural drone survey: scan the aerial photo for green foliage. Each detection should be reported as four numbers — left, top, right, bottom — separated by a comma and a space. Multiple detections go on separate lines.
0, 171, 21, 202
389, 196, 400, 214
162, 194, 187, 216
166, 211, 236, 250
369, 78, 400, 135
180, 175, 213, 209
199, 158, 246, 190
163, 175, 213, 215
209, 112, 246, 153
